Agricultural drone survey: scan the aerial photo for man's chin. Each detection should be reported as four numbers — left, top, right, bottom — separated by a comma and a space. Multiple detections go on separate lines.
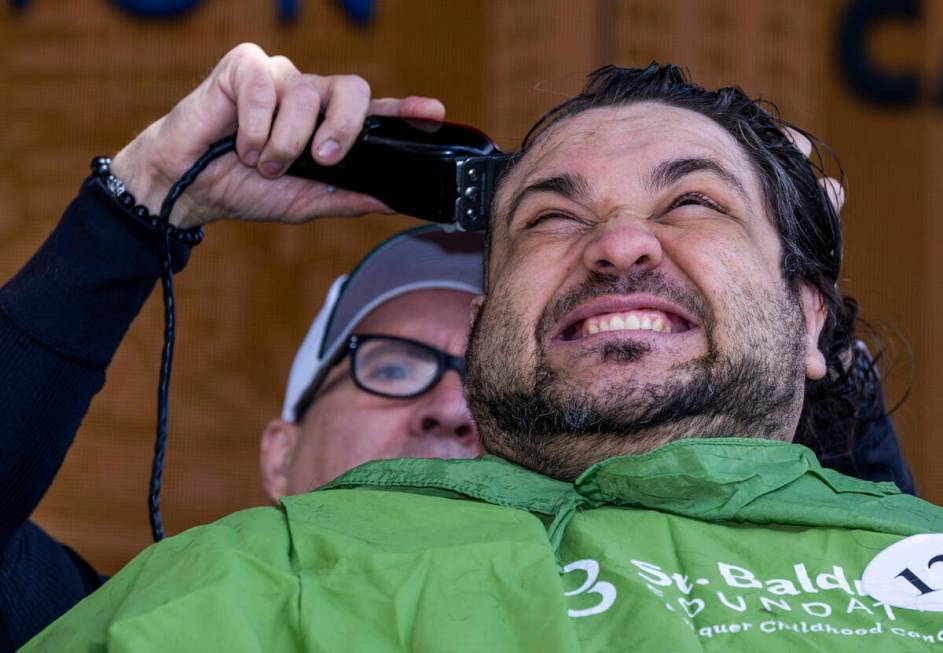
539, 352, 693, 393
546, 325, 704, 361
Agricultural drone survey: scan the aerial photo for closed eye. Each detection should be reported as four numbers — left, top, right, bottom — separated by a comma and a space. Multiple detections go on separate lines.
667, 192, 728, 214
524, 212, 589, 230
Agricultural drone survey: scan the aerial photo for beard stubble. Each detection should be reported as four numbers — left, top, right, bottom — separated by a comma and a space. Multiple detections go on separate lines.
466, 269, 808, 481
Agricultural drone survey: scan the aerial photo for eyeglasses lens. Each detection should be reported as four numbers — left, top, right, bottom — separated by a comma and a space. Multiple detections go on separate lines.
353, 338, 440, 397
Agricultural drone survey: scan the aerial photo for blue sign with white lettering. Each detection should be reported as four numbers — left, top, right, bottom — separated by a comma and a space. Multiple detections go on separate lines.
8, 0, 374, 24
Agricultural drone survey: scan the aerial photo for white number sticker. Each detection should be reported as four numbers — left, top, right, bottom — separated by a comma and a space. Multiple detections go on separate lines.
863, 534, 943, 611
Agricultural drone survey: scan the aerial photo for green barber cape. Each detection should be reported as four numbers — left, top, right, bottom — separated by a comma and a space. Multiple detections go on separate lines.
22, 439, 943, 651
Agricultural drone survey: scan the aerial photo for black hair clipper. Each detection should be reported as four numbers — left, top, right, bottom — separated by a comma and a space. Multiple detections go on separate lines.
145, 115, 511, 542
286, 116, 513, 231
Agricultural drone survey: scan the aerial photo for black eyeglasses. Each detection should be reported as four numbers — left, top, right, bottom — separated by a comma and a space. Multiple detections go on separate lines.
346, 334, 466, 399
293, 334, 467, 421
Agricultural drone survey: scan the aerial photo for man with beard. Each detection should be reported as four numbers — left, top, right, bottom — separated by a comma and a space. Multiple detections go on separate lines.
465, 105, 831, 479
21, 62, 943, 652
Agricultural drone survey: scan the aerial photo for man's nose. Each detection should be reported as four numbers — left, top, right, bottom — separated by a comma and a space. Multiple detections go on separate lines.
582, 218, 664, 275
408, 370, 480, 445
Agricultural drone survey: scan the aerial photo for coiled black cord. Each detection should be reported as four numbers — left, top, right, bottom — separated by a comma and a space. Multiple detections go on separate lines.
149, 135, 237, 541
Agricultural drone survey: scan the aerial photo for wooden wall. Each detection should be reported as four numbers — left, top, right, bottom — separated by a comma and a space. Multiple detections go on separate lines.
1, 0, 939, 574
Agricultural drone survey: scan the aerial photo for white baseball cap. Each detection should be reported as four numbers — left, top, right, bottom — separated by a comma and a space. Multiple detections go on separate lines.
281, 225, 485, 421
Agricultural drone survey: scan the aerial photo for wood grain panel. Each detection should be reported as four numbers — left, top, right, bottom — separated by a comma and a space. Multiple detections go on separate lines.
1, 0, 487, 574
2, 0, 942, 576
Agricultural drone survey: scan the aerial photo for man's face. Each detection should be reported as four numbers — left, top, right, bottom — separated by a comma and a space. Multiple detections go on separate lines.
261, 289, 482, 499
467, 102, 826, 480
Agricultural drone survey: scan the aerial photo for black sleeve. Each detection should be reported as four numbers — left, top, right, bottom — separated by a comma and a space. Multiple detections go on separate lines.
0, 176, 192, 651
818, 380, 916, 496
851, 407, 916, 495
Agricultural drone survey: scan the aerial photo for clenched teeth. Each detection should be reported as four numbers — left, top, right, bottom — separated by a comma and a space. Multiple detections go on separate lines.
583, 310, 672, 336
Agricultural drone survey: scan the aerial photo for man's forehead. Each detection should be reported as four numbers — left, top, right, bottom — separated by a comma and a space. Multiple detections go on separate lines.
353, 289, 473, 343
497, 102, 757, 207
350, 289, 474, 359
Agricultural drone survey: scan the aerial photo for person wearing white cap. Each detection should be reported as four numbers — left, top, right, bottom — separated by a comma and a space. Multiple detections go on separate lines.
5, 45, 917, 652
0, 46, 471, 650
259, 225, 485, 500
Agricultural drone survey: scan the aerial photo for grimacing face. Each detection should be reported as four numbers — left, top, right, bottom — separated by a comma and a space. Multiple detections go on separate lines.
260, 289, 482, 500
466, 103, 828, 481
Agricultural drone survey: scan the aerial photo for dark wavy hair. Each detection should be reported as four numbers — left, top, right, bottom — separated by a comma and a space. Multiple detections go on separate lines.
493, 63, 879, 455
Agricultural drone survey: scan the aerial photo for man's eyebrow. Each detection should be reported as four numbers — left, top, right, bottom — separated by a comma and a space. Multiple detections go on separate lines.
648, 157, 748, 201
504, 172, 592, 226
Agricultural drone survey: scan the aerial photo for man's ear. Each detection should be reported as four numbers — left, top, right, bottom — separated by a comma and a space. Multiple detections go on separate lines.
799, 284, 828, 381
469, 294, 485, 329
259, 419, 300, 504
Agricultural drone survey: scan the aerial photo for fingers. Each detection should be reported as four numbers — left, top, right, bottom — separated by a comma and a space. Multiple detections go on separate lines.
311, 75, 373, 165
783, 126, 812, 158
783, 125, 846, 214
819, 177, 845, 213
370, 96, 446, 121
224, 44, 279, 168
219, 45, 446, 177
217, 47, 374, 174
258, 61, 322, 177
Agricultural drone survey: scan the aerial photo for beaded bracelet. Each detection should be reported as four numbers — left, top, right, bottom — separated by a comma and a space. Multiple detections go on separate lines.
90, 156, 205, 245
